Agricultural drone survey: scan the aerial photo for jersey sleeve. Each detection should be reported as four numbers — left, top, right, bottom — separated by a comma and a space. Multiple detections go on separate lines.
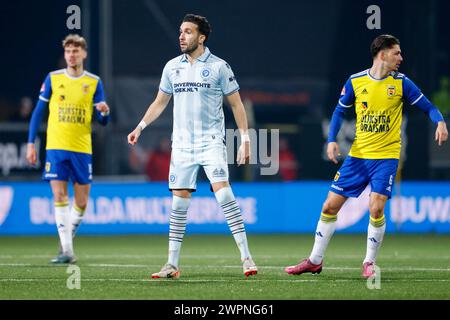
159, 62, 173, 95
93, 79, 106, 104
219, 62, 239, 96
327, 105, 347, 142
92, 79, 110, 125
338, 77, 355, 108
402, 76, 424, 105
38, 74, 52, 102
28, 99, 48, 143
403, 76, 444, 123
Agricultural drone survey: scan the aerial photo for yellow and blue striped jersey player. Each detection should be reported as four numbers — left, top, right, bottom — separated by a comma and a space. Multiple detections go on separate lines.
285, 35, 448, 278
27, 34, 110, 264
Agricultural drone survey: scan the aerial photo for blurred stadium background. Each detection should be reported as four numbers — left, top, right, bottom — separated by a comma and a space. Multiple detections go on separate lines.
0, 0, 450, 234
0, 0, 450, 300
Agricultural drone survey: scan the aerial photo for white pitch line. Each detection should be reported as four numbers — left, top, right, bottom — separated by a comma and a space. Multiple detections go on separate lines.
84, 264, 450, 272
88, 264, 450, 272
1, 278, 450, 283
86, 263, 151, 268
1, 263, 450, 272
2, 254, 450, 260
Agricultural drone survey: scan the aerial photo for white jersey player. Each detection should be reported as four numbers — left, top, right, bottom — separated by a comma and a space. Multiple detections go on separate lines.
128, 14, 257, 279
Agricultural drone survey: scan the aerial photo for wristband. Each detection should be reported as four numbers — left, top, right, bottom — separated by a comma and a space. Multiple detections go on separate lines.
138, 120, 147, 131
241, 134, 250, 142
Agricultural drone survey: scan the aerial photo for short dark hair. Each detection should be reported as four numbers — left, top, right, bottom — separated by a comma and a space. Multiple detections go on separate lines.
62, 34, 87, 50
370, 34, 400, 58
182, 14, 212, 42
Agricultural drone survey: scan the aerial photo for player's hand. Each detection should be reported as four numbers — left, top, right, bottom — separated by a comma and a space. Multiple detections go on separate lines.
26, 143, 37, 165
96, 102, 110, 114
127, 127, 142, 146
237, 141, 250, 166
327, 142, 341, 164
435, 121, 448, 146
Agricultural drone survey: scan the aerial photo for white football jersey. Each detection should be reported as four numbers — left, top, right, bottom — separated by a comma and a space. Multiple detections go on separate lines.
159, 47, 239, 149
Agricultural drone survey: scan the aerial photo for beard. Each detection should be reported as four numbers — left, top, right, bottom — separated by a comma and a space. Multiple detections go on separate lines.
181, 42, 199, 54
391, 63, 400, 72
67, 62, 82, 69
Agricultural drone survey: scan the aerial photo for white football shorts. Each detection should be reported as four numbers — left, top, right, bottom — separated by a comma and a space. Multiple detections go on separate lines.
168, 143, 229, 190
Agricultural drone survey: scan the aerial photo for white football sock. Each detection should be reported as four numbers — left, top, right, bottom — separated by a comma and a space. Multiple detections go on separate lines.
70, 204, 85, 238
364, 215, 386, 264
215, 187, 251, 261
54, 202, 73, 256
309, 213, 337, 265
168, 195, 190, 268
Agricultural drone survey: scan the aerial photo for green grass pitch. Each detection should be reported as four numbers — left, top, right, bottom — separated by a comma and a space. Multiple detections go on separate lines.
0, 234, 449, 299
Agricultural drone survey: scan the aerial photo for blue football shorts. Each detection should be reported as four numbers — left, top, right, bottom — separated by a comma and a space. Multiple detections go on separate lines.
43, 149, 92, 184
329, 156, 399, 198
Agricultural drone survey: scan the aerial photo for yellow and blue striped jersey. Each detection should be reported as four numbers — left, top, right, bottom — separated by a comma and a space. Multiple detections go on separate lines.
37, 69, 106, 154
335, 69, 432, 159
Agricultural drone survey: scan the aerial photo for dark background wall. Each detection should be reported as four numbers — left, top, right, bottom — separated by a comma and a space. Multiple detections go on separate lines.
1, 0, 449, 181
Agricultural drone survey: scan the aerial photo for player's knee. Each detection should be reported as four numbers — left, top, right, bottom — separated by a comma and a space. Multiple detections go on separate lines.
369, 202, 384, 217
211, 181, 230, 193
322, 201, 339, 216
52, 191, 68, 203
173, 189, 192, 199
75, 201, 88, 211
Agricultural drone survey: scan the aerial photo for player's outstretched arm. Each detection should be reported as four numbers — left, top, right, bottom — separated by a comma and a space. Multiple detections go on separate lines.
225, 91, 250, 166
411, 96, 448, 146
404, 76, 448, 146
435, 121, 448, 146
127, 90, 171, 146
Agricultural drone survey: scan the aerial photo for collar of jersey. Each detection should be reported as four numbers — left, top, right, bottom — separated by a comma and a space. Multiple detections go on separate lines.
180, 47, 211, 63
367, 68, 390, 81
64, 69, 86, 79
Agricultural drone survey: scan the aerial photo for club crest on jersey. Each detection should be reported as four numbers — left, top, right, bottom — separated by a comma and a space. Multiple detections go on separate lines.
82, 84, 90, 94
334, 171, 340, 182
45, 162, 51, 172
201, 68, 211, 79
174, 67, 184, 78
59, 95, 65, 102
387, 85, 396, 97
361, 101, 368, 109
